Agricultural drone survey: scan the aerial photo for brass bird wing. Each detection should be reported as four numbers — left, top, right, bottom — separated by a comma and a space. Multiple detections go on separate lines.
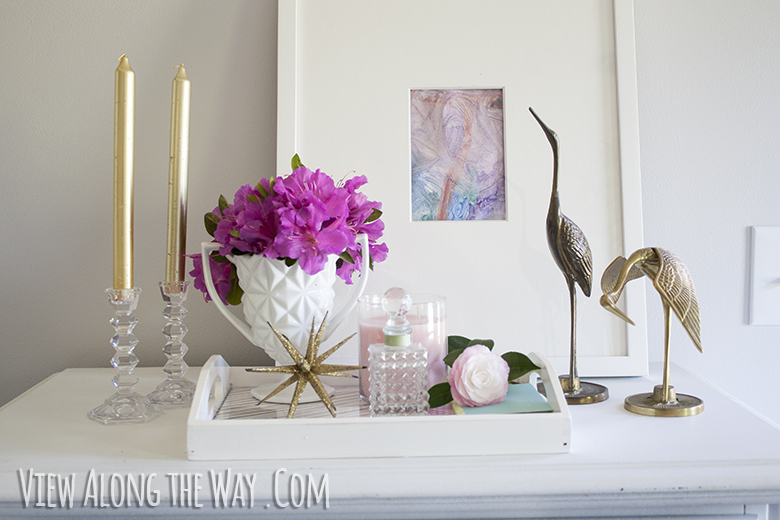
559, 213, 593, 297
652, 248, 702, 353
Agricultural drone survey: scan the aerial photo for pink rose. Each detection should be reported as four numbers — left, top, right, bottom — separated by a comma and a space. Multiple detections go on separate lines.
449, 345, 509, 407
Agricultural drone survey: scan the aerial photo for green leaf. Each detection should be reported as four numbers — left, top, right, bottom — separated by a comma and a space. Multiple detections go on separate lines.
365, 208, 382, 223
291, 154, 305, 171
448, 335, 470, 353
246, 194, 259, 203
225, 279, 244, 306
338, 251, 355, 265
443, 348, 464, 367
256, 182, 269, 199
209, 252, 229, 263
501, 352, 541, 382
467, 339, 494, 350
427, 382, 453, 409
284, 257, 297, 267
204, 212, 220, 237
221, 265, 243, 305
229, 230, 240, 238
218, 194, 229, 214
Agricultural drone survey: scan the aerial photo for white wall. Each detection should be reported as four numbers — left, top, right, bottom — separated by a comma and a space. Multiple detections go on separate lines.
1, 0, 778, 426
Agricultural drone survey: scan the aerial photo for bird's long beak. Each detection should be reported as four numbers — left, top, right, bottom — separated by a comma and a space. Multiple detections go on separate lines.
529, 107, 559, 149
599, 295, 636, 326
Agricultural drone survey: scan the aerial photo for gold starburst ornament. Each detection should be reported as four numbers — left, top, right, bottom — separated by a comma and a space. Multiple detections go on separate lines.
246, 313, 362, 418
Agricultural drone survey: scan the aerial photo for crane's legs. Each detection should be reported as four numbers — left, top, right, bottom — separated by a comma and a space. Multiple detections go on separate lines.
623, 300, 704, 416
558, 279, 608, 404
661, 302, 673, 403
566, 280, 581, 393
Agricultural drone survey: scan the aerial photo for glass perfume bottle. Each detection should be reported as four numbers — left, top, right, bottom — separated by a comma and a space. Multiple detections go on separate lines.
368, 288, 430, 417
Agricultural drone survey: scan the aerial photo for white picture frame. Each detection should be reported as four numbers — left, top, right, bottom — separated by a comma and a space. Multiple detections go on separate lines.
276, 0, 648, 377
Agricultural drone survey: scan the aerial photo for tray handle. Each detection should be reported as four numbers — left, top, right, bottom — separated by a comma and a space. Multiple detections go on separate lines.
520, 351, 570, 417
190, 355, 230, 421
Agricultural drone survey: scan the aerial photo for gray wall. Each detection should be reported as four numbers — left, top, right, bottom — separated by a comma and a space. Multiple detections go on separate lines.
1, 0, 778, 425
635, 0, 780, 424
0, 0, 280, 400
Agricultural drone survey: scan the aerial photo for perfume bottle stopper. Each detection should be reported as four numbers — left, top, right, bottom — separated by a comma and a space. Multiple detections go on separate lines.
382, 287, 413, 347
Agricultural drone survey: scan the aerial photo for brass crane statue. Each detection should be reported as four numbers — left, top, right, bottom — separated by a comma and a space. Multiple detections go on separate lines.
600, 247, 704, 416
530, 107, 608, 404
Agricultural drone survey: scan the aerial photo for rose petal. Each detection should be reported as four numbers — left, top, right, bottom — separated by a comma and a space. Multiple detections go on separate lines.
448, 344, 509, 407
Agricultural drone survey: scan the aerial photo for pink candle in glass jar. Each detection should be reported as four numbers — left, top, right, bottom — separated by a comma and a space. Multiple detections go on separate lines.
358, 294, 446, 400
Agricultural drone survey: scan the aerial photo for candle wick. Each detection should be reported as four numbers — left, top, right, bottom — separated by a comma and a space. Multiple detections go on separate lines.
175, 63, 185, 70
117, 54, 127, 62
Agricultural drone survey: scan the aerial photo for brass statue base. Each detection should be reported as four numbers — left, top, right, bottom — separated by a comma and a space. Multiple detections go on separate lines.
624, 384, 703, 417
560, 376, 609, 405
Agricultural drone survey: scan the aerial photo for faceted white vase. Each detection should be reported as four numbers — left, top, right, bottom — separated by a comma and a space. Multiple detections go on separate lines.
232, 254, 336, 364
201, 235, 369, 366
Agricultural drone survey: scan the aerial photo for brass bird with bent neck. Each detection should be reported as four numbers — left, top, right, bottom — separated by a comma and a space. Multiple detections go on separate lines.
600, 247, 703, 416
600, 247, 701, 353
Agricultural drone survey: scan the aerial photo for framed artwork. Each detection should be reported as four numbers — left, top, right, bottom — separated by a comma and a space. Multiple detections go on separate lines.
410, 88, 507, 222
276, 0, 648, 377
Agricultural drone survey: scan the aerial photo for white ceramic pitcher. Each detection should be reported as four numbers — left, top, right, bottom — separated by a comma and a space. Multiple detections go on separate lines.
201, 234, 370, 365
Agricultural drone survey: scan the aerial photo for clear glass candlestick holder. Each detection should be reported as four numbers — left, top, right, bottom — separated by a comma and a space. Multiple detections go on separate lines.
148, 281, 195, 407
88, 288, 162, 425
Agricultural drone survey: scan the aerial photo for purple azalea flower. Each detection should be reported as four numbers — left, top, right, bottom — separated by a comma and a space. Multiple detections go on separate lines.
189, 159, 389, 303
369, 241, 389, 263
343, 176, 384, 240
274, 203, 351, 275
233, 184, 259, 207
237, 197, 281, 257
336, 241, 389, 284
189, 254, 233, 305
275, 168, 350, 224
276, 167, 336, 201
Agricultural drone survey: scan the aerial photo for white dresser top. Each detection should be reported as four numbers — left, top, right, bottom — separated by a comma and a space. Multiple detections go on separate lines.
1, 363, 779, 518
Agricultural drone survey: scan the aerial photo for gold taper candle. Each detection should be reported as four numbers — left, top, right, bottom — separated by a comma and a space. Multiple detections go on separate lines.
165, 64, 191, 283
113, 54, 135, 290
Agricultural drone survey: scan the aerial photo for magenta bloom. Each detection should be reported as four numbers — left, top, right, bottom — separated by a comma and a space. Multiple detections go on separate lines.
189, 254, 233, 305
275, 167, 349, 219
274, 203, 350, 275
190, 158, 388, 303
238, 197, 281, 258
448, 345, 509, 407
336, 241, 388, 282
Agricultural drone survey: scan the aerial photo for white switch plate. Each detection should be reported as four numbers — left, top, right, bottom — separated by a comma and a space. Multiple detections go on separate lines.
749, 226, 780, 325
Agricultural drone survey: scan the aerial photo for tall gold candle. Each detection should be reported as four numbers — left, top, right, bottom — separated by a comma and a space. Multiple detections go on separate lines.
113, 54, 135, 290
165, 64, 191, 283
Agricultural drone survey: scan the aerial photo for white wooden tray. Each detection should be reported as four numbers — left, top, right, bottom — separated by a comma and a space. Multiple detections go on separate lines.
187, 352, 570, 460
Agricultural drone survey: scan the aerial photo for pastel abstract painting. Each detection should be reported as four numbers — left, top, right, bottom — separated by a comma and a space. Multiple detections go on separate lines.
410, 88, 506, 221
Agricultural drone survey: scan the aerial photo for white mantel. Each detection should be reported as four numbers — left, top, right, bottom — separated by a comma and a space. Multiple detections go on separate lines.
1, 364, 778, 519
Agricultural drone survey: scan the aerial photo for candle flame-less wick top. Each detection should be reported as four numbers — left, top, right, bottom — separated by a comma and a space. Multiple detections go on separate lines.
382, 288, 413, 347
173, 63, 189, 81
115, 54, 133, 72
